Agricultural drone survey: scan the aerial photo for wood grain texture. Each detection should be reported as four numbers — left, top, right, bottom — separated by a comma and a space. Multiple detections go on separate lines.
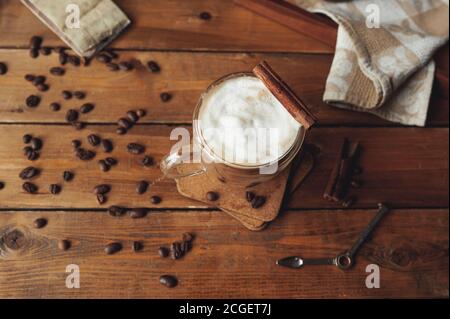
0, 49, 447, 126
0, 0, 332, 53
0, 209, 447, 298
0, 125, 447, 209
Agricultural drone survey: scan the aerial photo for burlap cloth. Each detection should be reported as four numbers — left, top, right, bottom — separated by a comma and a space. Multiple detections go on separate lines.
291, 0, 449, 126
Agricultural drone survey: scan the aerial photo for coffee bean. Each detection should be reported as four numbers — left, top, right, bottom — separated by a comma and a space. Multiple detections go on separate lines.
0, 181, 5, 190
59, 52, 68, 65
136, 109, 147, 117
23, 146, 33, 156
27, 150, 40, 161
68, 55, 81, 67
30, 36, 43, 50
106, 63, 119, 71
199, 11, 212, 20
49, 102, 61, 112
30, 138, 43, 151
29, 49, 39, 59
50, 67, 65, 76
342, 196, 357, 208
33, 217, 47, 229
87, 134, 101, 146
63, 171, 74, 182
19, 166, 40, 180
23, 182, 38, 194
158, 247, 169, 258
170, 242, 184, 260
160, 92, 172, 102
33, 75, 46, 86
101, 139, 113, 153
116, 127, 127, 135
246, 191, 255, 202
147, 61, 160, 73
96, 54, 111, 64
251, 196, 266, 209
65, 109, 79, 122
105, 242, 122, 255
24, 74, 35, 82
71, 140, 81, 149
26, 95, 41, 108
50, 184, 62, 195
74, 91, 86, 100
128, 208, 148, 219
206, 191, 219, 201
136, 181, 149, 195
108, 205, 127, 217
23, 134, 32, 144
37, 83, 49, 92
118, 118, 133, 130
132, 241, 144, 252
127, 143, 145, 155
75, 148, 96, 161
159, 275, 178, 288
127, 111, 139, 123
118, 61, 133, 71
97, 193, 107, 205
58, 239, 71, 251
182, 240, 192, 254
40, 47, 52, 56
72, 121, 85, 130
0, 62, 7, 75
93, 184, 111, 195
98, 160, 110, 172
80, 103, 95, 114
141, 155, 154, 167
105, 157, 118, 166
182, 232, 194, 243
151, 195, 162, 205
62, 91, 73, 100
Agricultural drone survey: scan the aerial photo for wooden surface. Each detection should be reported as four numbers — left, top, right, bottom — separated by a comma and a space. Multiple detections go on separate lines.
0, 0, 448, 299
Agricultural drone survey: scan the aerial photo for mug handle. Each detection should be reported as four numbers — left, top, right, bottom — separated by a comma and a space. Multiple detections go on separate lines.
160, 147, 206, 179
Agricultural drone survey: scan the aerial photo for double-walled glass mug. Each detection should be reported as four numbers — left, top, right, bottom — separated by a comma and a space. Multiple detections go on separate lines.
160, 72, 307, 188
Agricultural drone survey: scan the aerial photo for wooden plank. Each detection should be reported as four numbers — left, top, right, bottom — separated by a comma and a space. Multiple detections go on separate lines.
0, 209, 447, 298
0, 50, 447, 126
0, 0, 332, 53
0, 125, 447, 209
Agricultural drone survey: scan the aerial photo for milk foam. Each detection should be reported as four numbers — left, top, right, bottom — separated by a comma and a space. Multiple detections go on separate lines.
198, 76, 301, 166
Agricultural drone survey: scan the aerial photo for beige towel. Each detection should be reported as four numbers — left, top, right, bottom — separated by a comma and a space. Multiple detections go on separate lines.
291, 0, 449, 126
22, 0, 130, 57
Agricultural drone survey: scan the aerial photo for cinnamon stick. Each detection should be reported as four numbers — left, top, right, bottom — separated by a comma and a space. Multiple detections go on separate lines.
253, 60, 316, 130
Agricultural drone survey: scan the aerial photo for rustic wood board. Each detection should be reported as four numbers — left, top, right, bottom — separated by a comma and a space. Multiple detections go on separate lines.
0, 125, 447, 209
0, 0, 332, 53
0, 49, 447, 126
0, 209, 447, 298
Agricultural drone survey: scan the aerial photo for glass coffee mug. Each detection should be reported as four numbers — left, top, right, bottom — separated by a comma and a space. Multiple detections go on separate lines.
160, 72, 307, 188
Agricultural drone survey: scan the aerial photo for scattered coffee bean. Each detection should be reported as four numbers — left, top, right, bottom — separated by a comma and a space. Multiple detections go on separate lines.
73, 91, 86, 100
68, 55, 81, 67
97, 193, 107, 205
160, 92, 172, 102
206, 191, 219, 201
132, 241, 144, 252
71, 140, 81, 149
62, 90, 73, 100
350, 180, 362, 188
40, 47, 51, 56
106, 62, 119, 71
80, 103, 95, 114
33, 217, 47, 229
170, 242, 184, 260
158, 247, 170, 258
105, 242, 122, 255
127, 111, 139, 123
65, 109, 79, 122
251, 196, 266, 209
136, 109, 147, 117
116, 127, 127, 135
93, 184, 111, 195
25, 74, 35, 82
136, 180, 149, 195
342, 196, 357, 208
72, 121, 85, 130
199, 11, 212, 20
128, 208, 147, 219
23, 182, 38, 194
118, 118, 133, 130
87, 134, 101, 147
30, 36, 43, 50
105, 157, 118, 166
159, 275, 178, 288
23, 146, 33, 156
127, 143, 145, 155
27, 150, 40, 161
98, 160, 110, 172
151, 195, 162, 205
19, 166, 40, 180
49, 102, 61, 112
50, 184, 61, 195
101, 139, 113, 153
59, 52, 68, 65
147, 61, 160, 73
30, 137, 42, 151
33, 75, 46, 86
118, 61, 133, 71
50, 67, 65, 76
29, 48, 39, 59
96, 54, 111, 64
37, 83, 49, 92
63, 170, 74, 182
76, 148, 96, 161
0, 62, 7, 75
23, 134, 32, 144
0, 181, 5, 190
246, 191, 255, 202
58, 239, 71, 251
26, 95, 41, 108
141, 155, 154, 167
108, 205, 127, 217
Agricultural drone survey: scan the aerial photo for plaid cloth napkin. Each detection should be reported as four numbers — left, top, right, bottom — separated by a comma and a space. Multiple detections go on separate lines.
292, 0, 449, 126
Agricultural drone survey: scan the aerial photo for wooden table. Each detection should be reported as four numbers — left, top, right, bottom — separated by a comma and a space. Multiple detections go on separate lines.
0, 0, 448, 299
